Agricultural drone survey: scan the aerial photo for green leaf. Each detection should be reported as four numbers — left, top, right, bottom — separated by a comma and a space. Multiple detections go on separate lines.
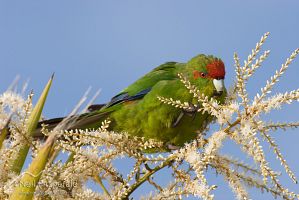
11, 74, 54, 174
9, 134, 56, 200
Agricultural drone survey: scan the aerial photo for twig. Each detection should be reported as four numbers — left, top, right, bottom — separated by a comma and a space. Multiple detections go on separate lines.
122, 156, 175, 199
93, 174, 111, 199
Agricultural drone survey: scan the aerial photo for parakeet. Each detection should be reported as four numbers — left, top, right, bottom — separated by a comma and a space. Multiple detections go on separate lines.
39, 54, 226, 149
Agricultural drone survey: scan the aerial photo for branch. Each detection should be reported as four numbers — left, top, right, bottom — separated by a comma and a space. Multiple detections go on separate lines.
121, 156, 175, 199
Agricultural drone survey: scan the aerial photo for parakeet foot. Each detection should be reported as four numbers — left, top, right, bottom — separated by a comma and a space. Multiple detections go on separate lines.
172, 104, 200, 127
184, 104, 200, 114
172, 111, 184, 127
166, 143, 181, 150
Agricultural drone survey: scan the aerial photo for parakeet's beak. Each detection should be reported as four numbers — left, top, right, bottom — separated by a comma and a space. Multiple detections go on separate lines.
213, 79, 225, 96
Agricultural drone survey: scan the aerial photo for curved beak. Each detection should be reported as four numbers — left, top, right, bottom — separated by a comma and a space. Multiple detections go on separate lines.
213, 79, 225, 96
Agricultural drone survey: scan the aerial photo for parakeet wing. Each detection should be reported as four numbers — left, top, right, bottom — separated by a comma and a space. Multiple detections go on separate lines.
89, 62, 182, 110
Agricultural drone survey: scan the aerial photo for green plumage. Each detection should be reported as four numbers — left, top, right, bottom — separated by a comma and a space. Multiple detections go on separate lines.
40, 54, 227, 148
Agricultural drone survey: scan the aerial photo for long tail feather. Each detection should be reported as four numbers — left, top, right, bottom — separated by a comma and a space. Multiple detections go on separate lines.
34, 111, 112, 139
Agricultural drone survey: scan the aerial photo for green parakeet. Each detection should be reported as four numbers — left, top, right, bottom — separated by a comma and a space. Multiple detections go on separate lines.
39, 54, 226, 148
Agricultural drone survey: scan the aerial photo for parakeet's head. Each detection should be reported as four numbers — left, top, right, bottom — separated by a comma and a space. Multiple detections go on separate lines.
183, 54, 226, 99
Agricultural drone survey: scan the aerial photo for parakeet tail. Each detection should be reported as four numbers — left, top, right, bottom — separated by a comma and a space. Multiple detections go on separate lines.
34, 111, 112, 139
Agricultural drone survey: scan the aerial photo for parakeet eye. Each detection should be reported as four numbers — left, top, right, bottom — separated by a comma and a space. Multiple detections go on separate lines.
200, 72, 207, 78
193, 70, 208, 79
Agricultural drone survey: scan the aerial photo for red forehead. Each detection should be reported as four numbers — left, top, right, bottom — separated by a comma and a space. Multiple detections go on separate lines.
206, 60, 225, 79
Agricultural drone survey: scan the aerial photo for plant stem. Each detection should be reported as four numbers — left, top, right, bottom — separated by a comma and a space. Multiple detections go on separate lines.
93, 174, 111, 199
122, 156, 174, 199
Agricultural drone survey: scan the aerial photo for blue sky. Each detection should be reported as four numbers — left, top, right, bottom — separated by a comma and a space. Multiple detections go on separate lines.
1, 1, 299, 199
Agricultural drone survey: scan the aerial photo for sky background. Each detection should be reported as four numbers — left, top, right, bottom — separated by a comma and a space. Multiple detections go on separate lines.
1, 0, 299, 199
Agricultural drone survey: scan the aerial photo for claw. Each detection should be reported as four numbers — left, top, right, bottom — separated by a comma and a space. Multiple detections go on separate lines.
185, 104, 199, 113
172, 111, 184, 127
172, 104, 199, 127
166, 143, 180, 150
